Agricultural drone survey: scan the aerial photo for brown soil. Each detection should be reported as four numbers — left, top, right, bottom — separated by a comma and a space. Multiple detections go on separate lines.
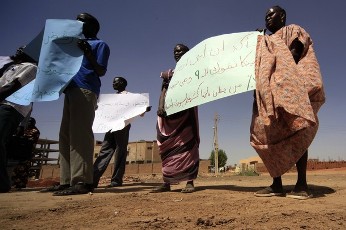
1, 168, 345, 230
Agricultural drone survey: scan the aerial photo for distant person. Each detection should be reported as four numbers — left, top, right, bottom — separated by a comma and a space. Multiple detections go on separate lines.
93, 76, 151, 188
151, 44, 200, 193
41, 13, 110, 195
251, 6, 325, 199
11, 117, 40, 189
0, 46, 37, 193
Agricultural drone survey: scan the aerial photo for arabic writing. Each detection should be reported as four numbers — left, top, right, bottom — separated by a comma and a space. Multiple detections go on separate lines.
176, 33, 254, 72
165, 31, 260, 115
166, 74, 255, 109
92, 93, 150, 133
31, 19, 84, 103
44, 31, 78, 45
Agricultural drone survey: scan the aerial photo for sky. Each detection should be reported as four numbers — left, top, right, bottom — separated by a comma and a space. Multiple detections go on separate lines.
2, 0, 345, 165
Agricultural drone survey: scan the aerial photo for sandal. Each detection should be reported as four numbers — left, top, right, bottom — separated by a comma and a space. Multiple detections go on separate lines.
150, 184, 171, 193
181, 183, 195, 193
254, 187, 285, 197
286, 191, 313, 200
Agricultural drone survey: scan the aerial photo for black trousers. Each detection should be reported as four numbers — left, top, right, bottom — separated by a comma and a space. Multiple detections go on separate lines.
93, 124, 131, 187
0, 105, 24, 192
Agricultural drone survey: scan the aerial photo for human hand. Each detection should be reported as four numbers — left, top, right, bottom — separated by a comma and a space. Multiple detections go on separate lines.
77, 39, 92, 55
256, 28, 266, 34
160, 69, 173, 80
104, 130, 113, 138
157, 108, 167, 117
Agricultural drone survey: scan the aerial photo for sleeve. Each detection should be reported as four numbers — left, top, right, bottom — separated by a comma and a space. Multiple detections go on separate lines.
96, 42, 110, 69
16, 63, 37, 86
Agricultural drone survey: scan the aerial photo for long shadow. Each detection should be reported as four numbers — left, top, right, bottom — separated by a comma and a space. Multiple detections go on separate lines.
193, 184, 336, 198
16, 182, 336, 198
93, 182, 336, 198
92, 182, 162, 194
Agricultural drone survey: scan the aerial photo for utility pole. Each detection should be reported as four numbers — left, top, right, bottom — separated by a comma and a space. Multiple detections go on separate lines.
213, 113, 219, 175
151, 140, 155, 175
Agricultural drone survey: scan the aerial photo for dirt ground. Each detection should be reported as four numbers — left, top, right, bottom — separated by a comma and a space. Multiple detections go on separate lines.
0, 168, 345, 230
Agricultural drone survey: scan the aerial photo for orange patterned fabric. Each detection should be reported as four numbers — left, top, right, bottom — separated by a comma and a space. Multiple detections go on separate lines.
250, 24, 325, 178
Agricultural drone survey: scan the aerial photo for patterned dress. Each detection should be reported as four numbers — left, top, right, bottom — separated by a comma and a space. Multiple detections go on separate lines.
250, 24, 325, 178
157, 71, 200, 183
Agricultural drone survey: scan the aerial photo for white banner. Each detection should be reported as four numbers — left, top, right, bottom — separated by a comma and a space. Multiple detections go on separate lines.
92, 93, 149, 133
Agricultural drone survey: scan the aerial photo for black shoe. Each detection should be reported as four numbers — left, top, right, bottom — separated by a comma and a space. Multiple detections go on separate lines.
106, 181, 122, 188
52, 183, 93, 196
40, 184, 70, 193
150, 184, 171, 193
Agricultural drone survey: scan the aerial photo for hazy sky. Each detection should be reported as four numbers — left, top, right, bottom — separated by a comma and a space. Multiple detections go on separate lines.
2, 1, 345, 165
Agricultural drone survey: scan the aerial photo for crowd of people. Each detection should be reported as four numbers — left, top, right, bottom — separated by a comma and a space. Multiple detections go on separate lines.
0, 6, 325, 200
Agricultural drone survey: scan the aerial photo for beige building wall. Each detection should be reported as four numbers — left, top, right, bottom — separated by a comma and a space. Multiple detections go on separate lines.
238, 156, 264, 172
127, 141, 160, 163
93, 140, 160, 164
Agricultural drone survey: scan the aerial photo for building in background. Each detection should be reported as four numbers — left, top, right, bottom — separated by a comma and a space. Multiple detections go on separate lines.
93, 140, 160, 164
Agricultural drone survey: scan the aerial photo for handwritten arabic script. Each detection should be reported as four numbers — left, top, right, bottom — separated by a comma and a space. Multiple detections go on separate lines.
6, 19, 84, 106
165, 31, 260, 115
92, 93, 149, 133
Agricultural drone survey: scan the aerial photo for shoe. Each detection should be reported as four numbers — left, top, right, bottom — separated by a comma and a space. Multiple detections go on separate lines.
181, 183, 195, 193
286, 191, 313, 200
52, 183, 93, 196
106, 181, 122, 188
40, 184, 70, 193
150, 184, 171, 193
254, 187, 285, 197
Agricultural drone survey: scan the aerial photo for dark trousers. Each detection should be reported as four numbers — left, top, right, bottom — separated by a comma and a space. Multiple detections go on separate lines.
93, 124, 131, 187
0, 105, 24, 192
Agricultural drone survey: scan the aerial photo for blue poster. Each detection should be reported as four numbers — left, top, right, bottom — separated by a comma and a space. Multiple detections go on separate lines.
6, 19, 84, 105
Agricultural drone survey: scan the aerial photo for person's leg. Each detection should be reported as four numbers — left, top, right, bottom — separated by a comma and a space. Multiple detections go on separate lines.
286, 150, 312, 199
93, 131, 116, 188
271, 176, 283, 191
294, 150, 308, 192
150, 182, 171, 193
11, 161, 30, 189
58, 93, 72, 186
41, 93, 72, 192
52, 88, 97, 196
254, 176, 284, 197
181, 180, 195, 193
110, 124, 131, 186
69, 88, 97, 186
0, 105, 23, 192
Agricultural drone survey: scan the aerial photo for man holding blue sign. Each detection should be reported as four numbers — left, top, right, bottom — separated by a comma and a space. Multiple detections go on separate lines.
42, 13, 110, 196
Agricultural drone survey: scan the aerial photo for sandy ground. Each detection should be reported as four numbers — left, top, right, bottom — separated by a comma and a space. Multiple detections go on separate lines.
0, 168, 345, 230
